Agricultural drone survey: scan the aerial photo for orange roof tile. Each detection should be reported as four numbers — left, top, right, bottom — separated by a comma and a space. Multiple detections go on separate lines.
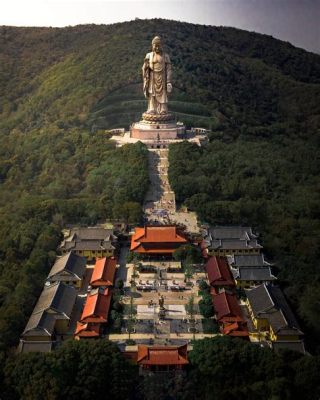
212, 291, 243, 321
130, 226, 188, 254
223, 321, 249, 337
90, 257, 117, 287
130, 227, 146, 251
137, 344, 188, 365
80, 290, 112, 323
140, 226, 188, 243
206, 256, 235, 287
74, 322, 100, 337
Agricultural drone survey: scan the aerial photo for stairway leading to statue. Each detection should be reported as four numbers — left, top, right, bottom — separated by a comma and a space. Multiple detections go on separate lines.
143, 149, 176, 224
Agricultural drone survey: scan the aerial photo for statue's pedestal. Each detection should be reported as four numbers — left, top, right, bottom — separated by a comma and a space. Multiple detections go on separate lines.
130, 112, 185, 140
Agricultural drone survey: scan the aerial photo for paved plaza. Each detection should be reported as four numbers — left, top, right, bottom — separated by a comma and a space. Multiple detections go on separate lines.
112, 256, 212, 344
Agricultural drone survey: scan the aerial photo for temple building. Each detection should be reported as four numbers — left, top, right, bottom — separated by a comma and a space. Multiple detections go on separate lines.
205, 256, 235, 294
202, 226, 262, 257
245, 284, 305, 353
232, 266, 277, 288
130, 225, 188, 257
19, 282, 77, 353
75, 288, 112, 339
59, 227, 117, 261
137, 344, 189, 372
90, 257, 117, 288
212, 290, 249, 338
46, 252, 86, 288
227, 254, 270, 268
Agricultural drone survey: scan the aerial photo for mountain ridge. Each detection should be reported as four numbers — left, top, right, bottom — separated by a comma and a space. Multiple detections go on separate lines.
1, 19, 319, 135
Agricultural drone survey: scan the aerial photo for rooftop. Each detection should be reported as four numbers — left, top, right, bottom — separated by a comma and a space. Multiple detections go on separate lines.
130, 225, 188, 254
74, 322, 100, 337
80, 289, 112, 323
245, 284, 303, 336
209, 239, 262, 250
19, 340, 53, 353
63, 240, 115, 251
23, 282, 77, 336
90, 257, 117, 287
67, 227, 115, 241
272, 340, 305, 354
203, 226, 262, 251
32, 282, 77, 317
212, 291, 243, 321
207, 226, 258, 240
137, 344, 188, 365
233, 267, 276, 282
60, 226, 117, 252
206, 256, 235, 287
229, 254, 270, 267
47, 252, 86, 281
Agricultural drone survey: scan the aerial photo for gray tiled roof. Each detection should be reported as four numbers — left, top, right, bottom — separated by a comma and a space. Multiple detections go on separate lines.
209, 239, 262, 250
272, 340, 305, 354
47, 252, 86, 281
245, 284, 303, 336
19, 340, 53, 353
231, 254, 270, 267
245, 284, 274, 315
209, 226, 257, 240
32, 282, 77, 318
68, 227, 115, 241
70, 240, 115, 251
268, 286, 303, 334
22, 282, 77, 337
203, 226, 262, 251
23, 311, 56, 336
60, 227, 117, 253
234, 267, 276, 281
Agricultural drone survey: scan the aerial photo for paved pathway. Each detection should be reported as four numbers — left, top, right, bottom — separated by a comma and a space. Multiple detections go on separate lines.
115, 245, 129, 284
144, 149, 176, 223
143, 148, 200, 233
108, 333, 220, 341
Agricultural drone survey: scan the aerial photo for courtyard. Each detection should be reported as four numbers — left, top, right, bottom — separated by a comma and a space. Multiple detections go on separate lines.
109, 258, 219, 345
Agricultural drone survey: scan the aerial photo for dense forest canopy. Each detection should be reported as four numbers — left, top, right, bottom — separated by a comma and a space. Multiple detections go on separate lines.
0, 18, 319, 398
2, 337, 320, 400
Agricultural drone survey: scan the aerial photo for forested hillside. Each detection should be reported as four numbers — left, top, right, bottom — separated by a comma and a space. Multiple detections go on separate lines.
0, 18, 319, 397
2, 337, 320, 399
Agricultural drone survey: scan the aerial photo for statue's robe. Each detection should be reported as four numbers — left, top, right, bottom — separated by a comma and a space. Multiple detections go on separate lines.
143, 51, 172, 106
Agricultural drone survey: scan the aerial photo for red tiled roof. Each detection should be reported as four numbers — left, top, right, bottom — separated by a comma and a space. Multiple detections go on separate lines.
223, 321, 249, 337
80, 289, 112, 323
212, 291, 243, 321
206, 256, 235, 287
137, 344, 188, 365
75, 322, 100, 337
90, 257, 117, 287
131, 226, 188, 254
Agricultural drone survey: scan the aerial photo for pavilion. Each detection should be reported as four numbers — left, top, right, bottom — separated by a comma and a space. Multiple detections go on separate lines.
130, 225, 188, 257
137, 344, 189, 372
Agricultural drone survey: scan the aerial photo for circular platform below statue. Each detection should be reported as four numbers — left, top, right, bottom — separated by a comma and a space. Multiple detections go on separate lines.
131, 119, 185, 140
142, 112, 175, 123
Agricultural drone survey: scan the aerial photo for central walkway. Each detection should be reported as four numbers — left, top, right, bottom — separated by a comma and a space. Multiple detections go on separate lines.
143, 149, 176, 224
143, 148, 200, 233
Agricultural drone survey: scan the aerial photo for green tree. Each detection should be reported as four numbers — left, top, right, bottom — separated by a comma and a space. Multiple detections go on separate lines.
198, 293, 214, 318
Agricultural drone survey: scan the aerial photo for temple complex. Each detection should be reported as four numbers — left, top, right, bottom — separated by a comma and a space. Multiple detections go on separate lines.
18, 35, 306, 364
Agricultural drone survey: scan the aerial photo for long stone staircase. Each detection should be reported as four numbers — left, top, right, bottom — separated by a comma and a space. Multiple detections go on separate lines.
144, 149, 176, 224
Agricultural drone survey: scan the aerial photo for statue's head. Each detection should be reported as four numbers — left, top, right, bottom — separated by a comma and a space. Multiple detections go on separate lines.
152, 36, 162, 54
